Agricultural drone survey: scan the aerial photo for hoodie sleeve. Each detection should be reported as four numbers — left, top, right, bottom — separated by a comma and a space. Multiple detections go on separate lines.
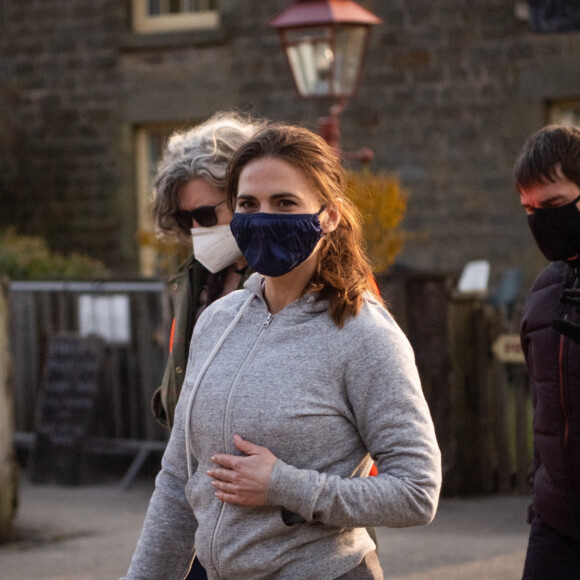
265, 301, 442, 529
121, 391, 197, 580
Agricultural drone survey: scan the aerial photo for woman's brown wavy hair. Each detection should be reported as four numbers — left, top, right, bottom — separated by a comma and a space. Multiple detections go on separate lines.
225, 123, 382, 327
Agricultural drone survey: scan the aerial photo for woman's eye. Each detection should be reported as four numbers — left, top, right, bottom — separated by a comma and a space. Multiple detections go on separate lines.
236, 200, 254, 211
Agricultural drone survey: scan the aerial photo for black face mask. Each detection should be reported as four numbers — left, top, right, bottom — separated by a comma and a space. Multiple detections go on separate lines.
528, 194, 580, 262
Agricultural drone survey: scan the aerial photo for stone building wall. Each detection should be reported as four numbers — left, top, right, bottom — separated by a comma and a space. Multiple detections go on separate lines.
357, 0, 580, 287
0, 0, 135, 272
1, 0, 579, 285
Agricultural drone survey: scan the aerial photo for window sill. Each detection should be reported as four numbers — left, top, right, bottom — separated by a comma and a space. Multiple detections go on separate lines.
121, 27, 227, 51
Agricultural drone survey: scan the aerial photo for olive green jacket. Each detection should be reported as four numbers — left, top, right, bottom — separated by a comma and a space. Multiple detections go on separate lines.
151, 256, 249, 429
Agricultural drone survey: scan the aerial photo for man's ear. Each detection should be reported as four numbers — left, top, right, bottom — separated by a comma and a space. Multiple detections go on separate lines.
323, 198, 342, 233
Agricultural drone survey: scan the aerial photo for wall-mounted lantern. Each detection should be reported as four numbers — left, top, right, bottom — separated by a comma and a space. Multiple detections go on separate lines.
270, 0, 382, 162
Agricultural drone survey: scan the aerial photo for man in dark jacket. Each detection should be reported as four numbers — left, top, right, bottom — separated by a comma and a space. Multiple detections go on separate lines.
515, 124, 580, 579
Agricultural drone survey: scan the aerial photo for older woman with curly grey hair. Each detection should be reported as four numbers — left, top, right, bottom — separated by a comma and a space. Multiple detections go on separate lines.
150, 111, 265, 580
153, 113, 260, 240
152, 110, 266, 426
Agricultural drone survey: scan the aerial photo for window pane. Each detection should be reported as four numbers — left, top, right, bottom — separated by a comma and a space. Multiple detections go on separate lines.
148, 132, 170, 180
549, 103, 580, 127
136, 126, 190, 278
197, 0, 217, 9
147, 0, 218, 15
135, 0, 219, 32
168, 0, 181, 14
148, 0, 161, 15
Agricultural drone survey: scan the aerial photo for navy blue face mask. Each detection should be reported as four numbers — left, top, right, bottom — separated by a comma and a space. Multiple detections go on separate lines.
230, 208, 325, 277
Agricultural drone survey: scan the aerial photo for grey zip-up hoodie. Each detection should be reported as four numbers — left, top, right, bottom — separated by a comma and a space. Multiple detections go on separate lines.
123, 274, 441, 580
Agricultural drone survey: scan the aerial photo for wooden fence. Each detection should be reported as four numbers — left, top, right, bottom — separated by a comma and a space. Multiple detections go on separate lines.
9, 281, 171, 477
8, 274, 532, 495
378, 270, 531, 496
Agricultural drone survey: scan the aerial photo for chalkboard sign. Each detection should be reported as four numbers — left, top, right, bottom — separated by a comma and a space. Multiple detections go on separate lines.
30, 334, 104, 485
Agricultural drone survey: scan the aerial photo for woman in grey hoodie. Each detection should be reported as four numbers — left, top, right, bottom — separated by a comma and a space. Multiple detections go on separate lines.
123, 124, 442, 580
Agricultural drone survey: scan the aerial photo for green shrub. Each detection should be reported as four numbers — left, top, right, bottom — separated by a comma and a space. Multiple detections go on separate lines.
0, 228, 110, 280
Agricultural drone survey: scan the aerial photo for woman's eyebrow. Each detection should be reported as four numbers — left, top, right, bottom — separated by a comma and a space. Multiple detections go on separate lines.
270, 192, 301, 200
236, 192, 302, 200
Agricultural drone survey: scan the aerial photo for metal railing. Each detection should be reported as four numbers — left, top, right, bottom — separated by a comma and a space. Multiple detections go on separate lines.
9, 280, 171, 445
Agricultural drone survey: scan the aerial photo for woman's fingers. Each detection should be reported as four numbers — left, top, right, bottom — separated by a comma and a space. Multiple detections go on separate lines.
206, 435, 278, 506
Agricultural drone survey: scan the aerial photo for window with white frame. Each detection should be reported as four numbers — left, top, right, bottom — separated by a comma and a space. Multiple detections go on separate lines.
547, 101, 580, 127
132, 0, 219, 34
135, 125, 190, 278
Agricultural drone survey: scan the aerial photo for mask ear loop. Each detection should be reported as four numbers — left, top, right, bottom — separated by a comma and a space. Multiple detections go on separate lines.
316, 206, 328, 237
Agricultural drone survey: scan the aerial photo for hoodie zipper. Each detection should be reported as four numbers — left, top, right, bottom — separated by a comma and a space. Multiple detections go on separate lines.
210, 311, 274, 578
223, 312, 274, 452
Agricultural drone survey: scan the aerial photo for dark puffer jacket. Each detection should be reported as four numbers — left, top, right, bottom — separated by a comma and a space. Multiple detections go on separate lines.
521, 260, 580, 541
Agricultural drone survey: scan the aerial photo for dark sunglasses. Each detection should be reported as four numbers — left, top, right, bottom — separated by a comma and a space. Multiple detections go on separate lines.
177, 200, 226, 229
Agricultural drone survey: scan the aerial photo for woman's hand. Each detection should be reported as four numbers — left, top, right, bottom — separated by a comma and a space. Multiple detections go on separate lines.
208, 434, 277, 506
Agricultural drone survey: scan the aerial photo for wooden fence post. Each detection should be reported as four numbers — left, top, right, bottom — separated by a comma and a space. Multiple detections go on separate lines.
447, 294, 495, 494
400, 272, 459, 494
0, 277, 17, 541
512, 364, 531, 494
489, 304, 531, 494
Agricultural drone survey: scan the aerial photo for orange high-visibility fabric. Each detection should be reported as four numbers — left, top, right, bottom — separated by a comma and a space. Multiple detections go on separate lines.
169, 318, 176, 354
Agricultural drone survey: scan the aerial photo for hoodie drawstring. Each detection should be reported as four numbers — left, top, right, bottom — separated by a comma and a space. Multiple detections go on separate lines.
185, 291, 255, 478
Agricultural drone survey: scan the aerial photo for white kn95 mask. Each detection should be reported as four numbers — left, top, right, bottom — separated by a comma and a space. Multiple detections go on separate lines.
190, 225, 243, 273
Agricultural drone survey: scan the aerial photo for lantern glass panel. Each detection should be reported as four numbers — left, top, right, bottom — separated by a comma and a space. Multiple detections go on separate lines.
285, 28, 334, 97
148, 0, 161, 14
334, 26, 367, 96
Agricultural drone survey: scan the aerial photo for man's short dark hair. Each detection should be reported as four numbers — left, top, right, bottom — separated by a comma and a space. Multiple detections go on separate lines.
514, 124, 580, 192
